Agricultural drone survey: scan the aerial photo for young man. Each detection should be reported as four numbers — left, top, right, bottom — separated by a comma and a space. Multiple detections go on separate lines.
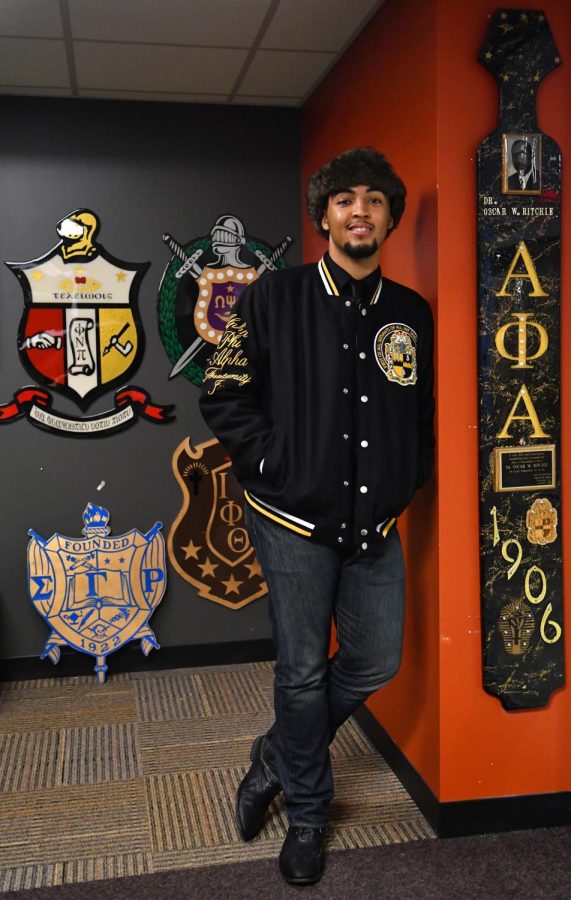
200, 147, 435, 885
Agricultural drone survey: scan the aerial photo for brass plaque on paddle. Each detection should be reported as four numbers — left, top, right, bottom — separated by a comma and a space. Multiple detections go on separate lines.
493, 445, 556, 492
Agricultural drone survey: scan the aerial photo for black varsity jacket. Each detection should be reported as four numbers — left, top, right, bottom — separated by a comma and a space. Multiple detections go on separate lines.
199, 253, 435, 552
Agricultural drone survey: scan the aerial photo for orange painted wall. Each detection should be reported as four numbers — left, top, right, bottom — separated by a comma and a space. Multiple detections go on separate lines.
302, 0, 571, 802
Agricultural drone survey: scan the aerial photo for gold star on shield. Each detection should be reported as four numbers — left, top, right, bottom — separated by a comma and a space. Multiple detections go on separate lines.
244, 558, 263, 578
198, 556, 219, 578
116, 271, 127, 281
484, 51, 492, 60
31, 270, 44, 281
181, 539, 201, 560
222, 573, 243, 595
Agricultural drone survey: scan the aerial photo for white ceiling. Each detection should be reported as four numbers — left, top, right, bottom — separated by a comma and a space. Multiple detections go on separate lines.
0, 0, 385, 107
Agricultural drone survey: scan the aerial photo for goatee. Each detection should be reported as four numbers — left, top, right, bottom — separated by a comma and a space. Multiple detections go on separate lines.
341, 239, 379, 259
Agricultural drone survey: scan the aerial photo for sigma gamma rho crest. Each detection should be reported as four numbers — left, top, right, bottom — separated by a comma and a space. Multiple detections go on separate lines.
477, 10, 563, 709
28, 504, 166, 683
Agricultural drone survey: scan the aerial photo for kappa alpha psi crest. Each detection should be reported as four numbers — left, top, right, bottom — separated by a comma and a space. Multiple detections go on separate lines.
1, 209, 172, 435
157, 215, 293, 387
28, 503, 166, 683
169, 437, 268, 609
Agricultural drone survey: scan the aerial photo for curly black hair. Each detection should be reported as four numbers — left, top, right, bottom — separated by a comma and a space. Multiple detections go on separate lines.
306, 147, 406, 240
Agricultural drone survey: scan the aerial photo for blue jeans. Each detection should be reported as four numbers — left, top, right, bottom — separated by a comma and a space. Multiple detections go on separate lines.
245, 505, 405, 826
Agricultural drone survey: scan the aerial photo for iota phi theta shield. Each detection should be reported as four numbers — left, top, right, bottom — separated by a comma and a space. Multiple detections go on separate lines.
168, 437, 268, 609
27, 503, 166, 683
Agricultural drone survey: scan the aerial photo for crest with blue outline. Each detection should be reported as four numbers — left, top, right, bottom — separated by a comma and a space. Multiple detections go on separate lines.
27, 503, 166, 683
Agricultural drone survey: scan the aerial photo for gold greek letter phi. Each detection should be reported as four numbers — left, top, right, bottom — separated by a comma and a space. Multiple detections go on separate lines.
220, 501, 243, 526
495, 313, 548, 368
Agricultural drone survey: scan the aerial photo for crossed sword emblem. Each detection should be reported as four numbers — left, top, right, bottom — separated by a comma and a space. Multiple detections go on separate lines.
162, 232, 292, 379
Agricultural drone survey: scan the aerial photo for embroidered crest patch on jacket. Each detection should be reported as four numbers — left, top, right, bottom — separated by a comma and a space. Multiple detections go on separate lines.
374, 322, 418, 386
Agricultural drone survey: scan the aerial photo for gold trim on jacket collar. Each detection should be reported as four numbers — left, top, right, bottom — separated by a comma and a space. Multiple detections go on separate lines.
318, 256, 383, 305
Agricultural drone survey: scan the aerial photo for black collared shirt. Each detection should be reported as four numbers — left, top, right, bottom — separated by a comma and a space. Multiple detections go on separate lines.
200, 255, 434, 552
323, 251, 381, 300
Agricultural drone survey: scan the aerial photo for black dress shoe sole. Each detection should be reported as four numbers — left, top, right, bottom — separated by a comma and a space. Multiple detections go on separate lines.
279, 856, 325, 886
280, 871, 323, 886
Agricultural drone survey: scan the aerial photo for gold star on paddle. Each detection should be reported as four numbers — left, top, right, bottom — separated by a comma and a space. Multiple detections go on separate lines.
116, 271, 127, 282
31, 270, 43, 281
222, 573, 242, 595
243, 558, 263, 578
198, 556, 219, 578
181, 539, 201, 560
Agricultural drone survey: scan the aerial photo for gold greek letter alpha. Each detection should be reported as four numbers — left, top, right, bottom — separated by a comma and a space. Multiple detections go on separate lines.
496, 385, 549, 439
495, 313, 549, 368
495, 241, 548, 298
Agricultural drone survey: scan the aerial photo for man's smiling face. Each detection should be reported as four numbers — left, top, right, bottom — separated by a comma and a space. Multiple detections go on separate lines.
321, 184, 394, 261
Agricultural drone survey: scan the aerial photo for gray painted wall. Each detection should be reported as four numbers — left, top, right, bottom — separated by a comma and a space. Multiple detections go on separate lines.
0, 96, 301, 660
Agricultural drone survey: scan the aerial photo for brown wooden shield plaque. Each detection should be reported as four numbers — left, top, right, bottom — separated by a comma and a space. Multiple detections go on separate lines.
168, 437, 268, 609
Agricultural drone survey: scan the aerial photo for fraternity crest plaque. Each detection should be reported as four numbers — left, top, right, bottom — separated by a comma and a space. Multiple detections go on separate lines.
168, 437, 268, 609
157, 215, 292, 386
1, 210, 173, 434
28, 503, 166, 683
477, 10, 563, 709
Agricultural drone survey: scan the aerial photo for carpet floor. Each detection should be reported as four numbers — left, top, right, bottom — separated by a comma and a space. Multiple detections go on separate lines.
0, 661, 434, 893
